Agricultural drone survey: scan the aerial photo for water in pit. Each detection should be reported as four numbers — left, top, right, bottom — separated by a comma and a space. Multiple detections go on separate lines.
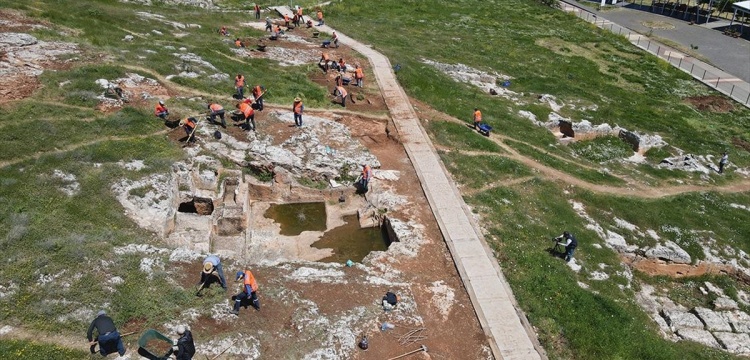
312, 215, 389, 263
264, 202, 327, 236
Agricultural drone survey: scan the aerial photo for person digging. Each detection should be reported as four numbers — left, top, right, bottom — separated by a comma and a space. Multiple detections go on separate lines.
554, 231, 578, 262
180, 117, 198, 144
198, 255, 227, 292
230, 270, 260, 315
154, 100, 169, 120
87, 310, 126, 357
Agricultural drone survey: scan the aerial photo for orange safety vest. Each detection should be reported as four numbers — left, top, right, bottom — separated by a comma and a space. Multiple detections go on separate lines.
235, 39, 241, 47
235, 75, 245, 87
339, 60, 345, 69
242, 270, 258, 292
362, 165, 372, 180
284, 14, 289, 22
184, 118, 196, 129
293, 101, 303, 114
297, 7, 302, 16
337, 86, 347, 98
253, 85, 262, 97
239, 102, 254, 118
317, 11, 323, 20
210, 103, 223, 112
473, 110, 482, 123
322, 53, 329, 61
355, 68, 364, 79
254, 4, 259, 12
155, 104, 167, 115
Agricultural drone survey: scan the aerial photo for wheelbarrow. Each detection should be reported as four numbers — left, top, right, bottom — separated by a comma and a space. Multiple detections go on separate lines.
137, 329, 174, 360
478, 123, 492, 137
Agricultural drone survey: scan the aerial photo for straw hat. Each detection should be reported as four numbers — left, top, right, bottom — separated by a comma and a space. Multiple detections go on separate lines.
294, 97, 301, 102
202, 262, 213, 274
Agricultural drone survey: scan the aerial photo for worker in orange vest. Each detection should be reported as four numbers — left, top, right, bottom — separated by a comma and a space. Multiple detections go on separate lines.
320, 52, 330, 72
337, 57, 346, 72
230, 270, 260, 315
234, 38, 243, 47
154, 100, 169, 120
473, 108, 482, 129
179, 117, 197, 143
283, 14, 290, 28
293, 97, 304, 127
316, 9, 324, 26
237, 101, 255, 131
355, 65, 364, 88
359, 164, 372, 192
219, 26, 228, 36
295, 6, 303, 26
207, 103, 226, 128
254, 3, 260, 19
235, 73, 245, 99
252, 85, 265, 111
335, 85, 348, 107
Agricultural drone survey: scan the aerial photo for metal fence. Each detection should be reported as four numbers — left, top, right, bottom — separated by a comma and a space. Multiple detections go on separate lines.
559, 1, 750, 107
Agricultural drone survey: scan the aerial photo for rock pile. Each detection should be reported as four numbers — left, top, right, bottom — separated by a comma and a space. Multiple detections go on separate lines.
638, 283, 750, 355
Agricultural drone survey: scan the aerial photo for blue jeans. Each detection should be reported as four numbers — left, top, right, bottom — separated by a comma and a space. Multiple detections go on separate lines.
237, 86, 244, 99
565, 246, 576, 262
294, 113, 302, 127
233, 291, 260, 312
98, 331, 126, 356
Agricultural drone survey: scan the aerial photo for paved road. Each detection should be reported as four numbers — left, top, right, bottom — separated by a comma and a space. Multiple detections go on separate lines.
309, 21, 545, 360
582, 3, 750, 83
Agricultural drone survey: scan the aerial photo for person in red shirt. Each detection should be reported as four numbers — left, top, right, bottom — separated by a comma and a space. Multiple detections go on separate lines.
359, 164, 372, 192
335, 85, 348, 108
154, 100, 169, 120
254, 3, 260, 19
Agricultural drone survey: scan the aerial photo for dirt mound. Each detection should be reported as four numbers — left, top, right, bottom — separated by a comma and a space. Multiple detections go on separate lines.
94, 73, 171, 112
684, 95, 735, 113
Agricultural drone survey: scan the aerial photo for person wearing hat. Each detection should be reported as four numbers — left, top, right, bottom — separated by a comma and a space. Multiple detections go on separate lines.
154, 100, 169, 120
180, 117, 198, 143
87, 310, 126, 356
293, 97, 304, 127
358, 163, 372, 193
173, 325, 196, 360
200, 255, 227, 290
230, 269, 260, 315
554, 231, 578, 262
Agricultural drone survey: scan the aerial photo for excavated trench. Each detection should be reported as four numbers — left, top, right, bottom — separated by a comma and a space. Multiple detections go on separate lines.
178, 196, 214, 215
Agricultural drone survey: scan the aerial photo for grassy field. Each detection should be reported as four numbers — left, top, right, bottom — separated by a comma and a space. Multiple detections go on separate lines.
326, 0, 750, 359
0, 0, 749, 358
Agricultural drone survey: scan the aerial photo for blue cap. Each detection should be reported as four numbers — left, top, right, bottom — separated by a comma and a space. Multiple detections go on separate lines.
235, 271, 244, 280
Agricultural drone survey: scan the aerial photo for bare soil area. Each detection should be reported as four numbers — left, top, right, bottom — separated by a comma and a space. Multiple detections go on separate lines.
684, 95, 735, 113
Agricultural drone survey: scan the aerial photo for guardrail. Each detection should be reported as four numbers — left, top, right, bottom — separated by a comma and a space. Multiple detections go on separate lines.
558, 0, 750, 108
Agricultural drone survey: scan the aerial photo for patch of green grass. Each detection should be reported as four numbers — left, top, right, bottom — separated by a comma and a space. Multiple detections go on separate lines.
298, 177, 328, 190
426, 121, 503, 153
506, 139, 626, 186
0, 339, 88, 359
439, 151, 533, 188
569, 136, 634, 163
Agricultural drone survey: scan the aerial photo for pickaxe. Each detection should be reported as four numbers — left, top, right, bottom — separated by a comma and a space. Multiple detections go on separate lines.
386, 344, 428, 360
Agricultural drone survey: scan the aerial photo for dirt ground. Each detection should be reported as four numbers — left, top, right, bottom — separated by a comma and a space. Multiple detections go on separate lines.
684, 95, 735, 113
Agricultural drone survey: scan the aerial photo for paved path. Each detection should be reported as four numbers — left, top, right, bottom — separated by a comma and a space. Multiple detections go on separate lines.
311, 22, 544, 360
560, 1, 750, 108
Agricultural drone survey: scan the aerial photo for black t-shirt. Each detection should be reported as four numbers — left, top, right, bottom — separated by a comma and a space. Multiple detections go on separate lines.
87, 315, 117, 341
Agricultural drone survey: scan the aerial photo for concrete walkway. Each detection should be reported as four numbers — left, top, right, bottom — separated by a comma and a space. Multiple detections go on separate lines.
312, 22, 544, 360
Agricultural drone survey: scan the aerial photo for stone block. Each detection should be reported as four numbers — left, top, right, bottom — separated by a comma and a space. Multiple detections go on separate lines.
644, 241, 691, 264
721, 310, 750, 333
713, 297, 739, 311
217, 206, 245, 236
713, 332, 750, 354
676, 328, 721, 348
692, 307, 732, 332
663, 310, 704, 330
618, 129, 640, 152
